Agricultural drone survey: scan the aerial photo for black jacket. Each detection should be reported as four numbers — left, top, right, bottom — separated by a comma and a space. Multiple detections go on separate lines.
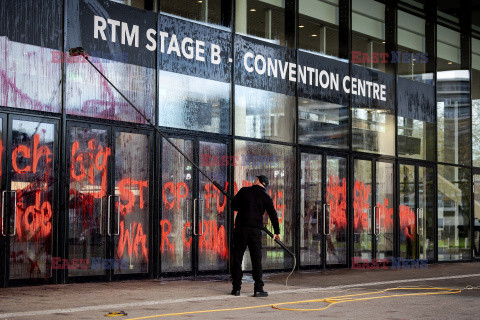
232, 185, 280, 234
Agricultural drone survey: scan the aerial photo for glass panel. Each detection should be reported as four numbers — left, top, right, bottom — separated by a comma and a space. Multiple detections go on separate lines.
198, 141, 228, 271
69, 127, 109, 277
236, 0, 286, 46
376, 162, 393, 260
352, 107, 395, 156
352, 0, 386, 72
326, 156, 347, 265
472, 38, 480, 167
399, 164, 416, 259
10, 120, 55, 280
234, 140, 295, 270
397, 11, 431, 83
298, 0, 339, 57
235, 86, 295, 143
438, 165, 471, 261
109, 0, 156, 11
158, 71, 230, 135
419, 166, 435, 260
161, 138, 193, 272
353, 159, 372, 260
298, 98, 348, 149
437, 26, 471, 166
114, 132, 149, 274
397, 116, 435, 161
300, 153, 322, 266
0, 38, 61, 113
474, 174, 480, 259
160, 0, 226, 27
65, 59, 155, 124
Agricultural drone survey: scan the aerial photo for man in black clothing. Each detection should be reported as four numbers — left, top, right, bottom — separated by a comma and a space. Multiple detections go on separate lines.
230, 175, 281, 297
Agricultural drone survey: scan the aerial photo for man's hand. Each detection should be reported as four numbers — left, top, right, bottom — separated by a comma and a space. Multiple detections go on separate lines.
273, 234, 281, 241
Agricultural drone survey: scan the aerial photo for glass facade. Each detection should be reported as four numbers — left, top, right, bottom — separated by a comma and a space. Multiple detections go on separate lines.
1, 0, 480, 286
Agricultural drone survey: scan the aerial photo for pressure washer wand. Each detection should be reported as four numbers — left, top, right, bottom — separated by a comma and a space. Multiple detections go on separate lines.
69, 47, 296, 261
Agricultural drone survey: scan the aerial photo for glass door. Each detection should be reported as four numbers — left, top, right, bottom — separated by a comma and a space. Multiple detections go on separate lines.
300, 151, 347, 268
474, 173, 480, 260
353, 158, 394, 262
67, 123, 152, 280
161, 137, 228, 275
0, 115, 57, 286
399, 163, 435, 261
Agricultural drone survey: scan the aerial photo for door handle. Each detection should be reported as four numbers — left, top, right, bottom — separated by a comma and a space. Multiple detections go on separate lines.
374, 206, 379, 236
193, 199, 198, 236
416, 208, 420, 236
1, 191, 6, 236
315, 204, 320, 234
2, 191, 17, 236
107, 195, 121, 236
198, 199, 205, 236
323, 203, 331, 236
99, 197, 103, 236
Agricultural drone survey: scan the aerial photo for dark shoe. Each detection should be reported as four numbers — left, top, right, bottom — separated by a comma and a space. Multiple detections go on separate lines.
231, 289, 240, 296
254, 290, 268, 297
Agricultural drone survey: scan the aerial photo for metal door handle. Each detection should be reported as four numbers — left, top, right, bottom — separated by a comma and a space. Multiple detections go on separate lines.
323, 204, 331, 236
315, 204, 320, 234
198, 199, 205, 236
416, 208, 420, 236
420, 208, 424, 236
99, 197, 103, 235
1, 191, 6, 236
193, 199, 198, 236
185, 199, 191, 236
374, 206, 379, 236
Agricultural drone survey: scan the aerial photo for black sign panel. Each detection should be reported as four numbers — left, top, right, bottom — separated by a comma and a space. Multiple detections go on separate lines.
0, 0, 62, 50
297, 51, 349, 105
158, 14, 231, 83
352, 65, 394, 111
398, 77, 435, 123
66, 0, 156, 68
234, 35, 296, 96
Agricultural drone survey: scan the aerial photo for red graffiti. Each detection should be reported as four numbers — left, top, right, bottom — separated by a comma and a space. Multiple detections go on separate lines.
377, 198, 394, 230
353, 180, 371, 231
70, 139, 111, 198
117, 178, 148, 215
15, 190, 52, 241
159, 219, 175, 253
327, 175, 347, 230
117, 221, 148, 261
198, 220, 228, 259
162, 182, 188, 210
204, 182, 229, 213
12, 134, 51, 174
399, 205, 416, 239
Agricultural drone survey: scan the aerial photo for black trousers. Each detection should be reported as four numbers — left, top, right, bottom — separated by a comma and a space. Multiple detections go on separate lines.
231, 226, 263, 291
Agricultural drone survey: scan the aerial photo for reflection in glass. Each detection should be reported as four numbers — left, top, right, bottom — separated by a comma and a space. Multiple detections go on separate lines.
353, 159, 372, 260
114, 132, 150, 274
397, 11, 432, 83
326, 156, 347, 264
474, 174, 480, 259
0, 37, 61, 113
352, 108, 395, 155
161, 138, 193, 272
236, 0, 287, 46
298, 0, 339, 57
438, 165, 471, 261
300, 153, 322, 266
159, 71, 230, 134
419, 166, 435, 260
472, 38, 480, 167
397, 116, 435, 161
161, 0, 226, 27
352, 0, 386, 72
10, 120, 55, 280
109, 0, 156, 11
375, 162, 393, 260
65, 58, 154, 124
235, 86, 295, 143
298, 98, 348, 148
69, 128, 109, 277
234, 140, 294, 270
399, 164, 416, 259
